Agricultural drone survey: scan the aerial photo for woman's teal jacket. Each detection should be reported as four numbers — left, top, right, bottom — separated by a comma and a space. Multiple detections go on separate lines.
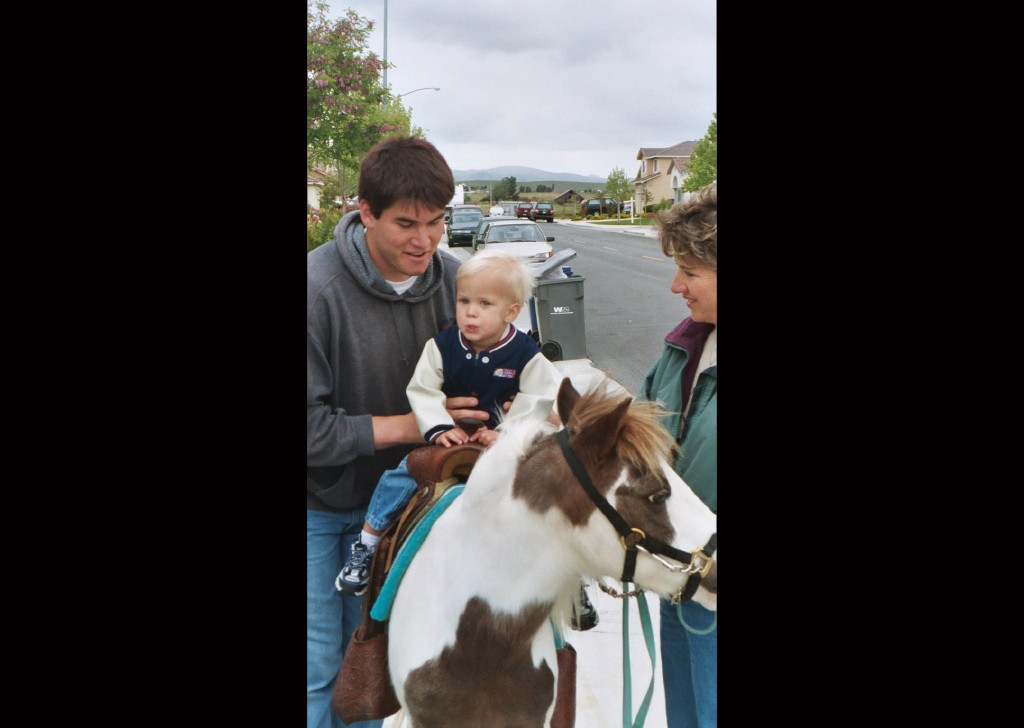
639, 318, 717, 514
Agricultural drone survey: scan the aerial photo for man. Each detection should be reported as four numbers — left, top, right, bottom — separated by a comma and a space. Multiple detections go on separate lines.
307, 135, 495, 728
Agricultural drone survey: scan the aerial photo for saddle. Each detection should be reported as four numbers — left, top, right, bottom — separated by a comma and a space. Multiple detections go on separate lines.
369, 442, 484, 607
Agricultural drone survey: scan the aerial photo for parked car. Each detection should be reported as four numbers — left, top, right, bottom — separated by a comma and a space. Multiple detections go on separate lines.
469, 216, 509, 245
515, 202, 534, 218
580, 197, 619, 216
445, 205, 483, 246
529, 201, 554, 223
471, 218, 554, 272
446, 202, 479, 223
500, 202, 518, 216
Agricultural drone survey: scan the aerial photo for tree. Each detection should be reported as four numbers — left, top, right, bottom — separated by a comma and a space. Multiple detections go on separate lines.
683, 112, 717, 192
605, 167, 632, 215
639, 186, 654, 212
307, 2, 414, 198
492, 176, 517, 201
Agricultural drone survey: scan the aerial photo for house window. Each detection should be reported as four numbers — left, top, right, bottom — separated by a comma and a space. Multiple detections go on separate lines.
653, 159, 659, 173
642, 160, 647, 175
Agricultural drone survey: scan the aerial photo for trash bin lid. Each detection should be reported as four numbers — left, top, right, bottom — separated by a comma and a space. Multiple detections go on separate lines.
534, 248, 577, 278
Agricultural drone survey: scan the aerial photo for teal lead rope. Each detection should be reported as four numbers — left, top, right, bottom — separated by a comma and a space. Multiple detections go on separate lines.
676, 603, 717, 635
551, 618, 566, 650
620, 582, 657, 728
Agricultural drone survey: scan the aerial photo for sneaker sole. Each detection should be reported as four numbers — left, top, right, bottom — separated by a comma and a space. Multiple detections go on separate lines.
336, 582, 369, 597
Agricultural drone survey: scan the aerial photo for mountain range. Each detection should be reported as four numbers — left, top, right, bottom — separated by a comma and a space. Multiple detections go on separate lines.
451, 166, 606, 184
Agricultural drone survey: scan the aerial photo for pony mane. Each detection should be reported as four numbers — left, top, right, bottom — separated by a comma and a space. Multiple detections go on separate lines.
568, 386, 677, 475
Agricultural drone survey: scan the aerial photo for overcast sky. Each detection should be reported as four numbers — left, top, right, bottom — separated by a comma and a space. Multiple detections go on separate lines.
321, 0, 716, 179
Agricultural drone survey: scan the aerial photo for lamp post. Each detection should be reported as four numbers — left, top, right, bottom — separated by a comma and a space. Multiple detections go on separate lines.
397, 86, 440, 100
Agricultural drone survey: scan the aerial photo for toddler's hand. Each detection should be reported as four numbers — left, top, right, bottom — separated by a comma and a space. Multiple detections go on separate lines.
436, 428, 468, 448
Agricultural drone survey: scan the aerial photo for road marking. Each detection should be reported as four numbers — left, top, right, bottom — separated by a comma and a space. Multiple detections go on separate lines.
602, 246, 618, 251
642, 255, 664, 262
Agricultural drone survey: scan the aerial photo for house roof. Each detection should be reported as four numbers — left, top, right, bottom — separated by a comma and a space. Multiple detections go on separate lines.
553, 189, 583, 203
307, 168, 328, 186
636, 140, 697, 160
667, 157, 689, 174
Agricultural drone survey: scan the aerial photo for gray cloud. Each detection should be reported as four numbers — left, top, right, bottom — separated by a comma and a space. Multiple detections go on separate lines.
321, 0, 716, 179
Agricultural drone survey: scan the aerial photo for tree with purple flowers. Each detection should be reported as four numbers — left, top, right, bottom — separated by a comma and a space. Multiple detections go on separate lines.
307, 1, 415, 199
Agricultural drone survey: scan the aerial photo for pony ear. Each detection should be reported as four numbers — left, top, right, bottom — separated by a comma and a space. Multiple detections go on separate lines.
556, 377, 580, 426
589, 397, 633, 455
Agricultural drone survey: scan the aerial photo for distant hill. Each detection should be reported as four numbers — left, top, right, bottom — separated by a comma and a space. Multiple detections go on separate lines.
452, 165, 606, 184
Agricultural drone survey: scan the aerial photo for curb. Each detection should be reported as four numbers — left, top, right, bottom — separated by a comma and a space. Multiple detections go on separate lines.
557, 219, 657, 238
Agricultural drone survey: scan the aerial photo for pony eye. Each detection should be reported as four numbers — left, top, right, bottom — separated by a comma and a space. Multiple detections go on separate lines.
648, 491, 669, 505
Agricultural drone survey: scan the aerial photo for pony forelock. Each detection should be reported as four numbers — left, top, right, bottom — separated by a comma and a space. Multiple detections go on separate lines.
568, 388, 677, 474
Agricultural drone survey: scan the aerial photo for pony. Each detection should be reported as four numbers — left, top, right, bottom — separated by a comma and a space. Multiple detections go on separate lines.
386, 377, 717, 727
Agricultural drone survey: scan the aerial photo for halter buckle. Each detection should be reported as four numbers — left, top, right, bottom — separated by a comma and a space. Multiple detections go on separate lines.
619, 527, 645, 550
689, 549, 714, 579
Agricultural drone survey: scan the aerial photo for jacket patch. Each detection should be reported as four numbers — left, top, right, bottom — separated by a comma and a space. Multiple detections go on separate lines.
492, 368, 517, 378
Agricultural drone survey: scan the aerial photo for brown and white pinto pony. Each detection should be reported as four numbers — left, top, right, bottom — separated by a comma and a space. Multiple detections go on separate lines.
387, 378, 717, 727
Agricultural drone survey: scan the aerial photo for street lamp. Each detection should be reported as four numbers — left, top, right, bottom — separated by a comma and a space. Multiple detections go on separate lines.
397, 86, 440, 99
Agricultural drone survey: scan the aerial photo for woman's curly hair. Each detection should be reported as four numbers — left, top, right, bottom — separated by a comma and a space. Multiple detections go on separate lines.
654, 181, 716, 271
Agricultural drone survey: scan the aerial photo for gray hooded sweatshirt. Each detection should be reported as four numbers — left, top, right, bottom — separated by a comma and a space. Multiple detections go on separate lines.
307, 210, 461, 511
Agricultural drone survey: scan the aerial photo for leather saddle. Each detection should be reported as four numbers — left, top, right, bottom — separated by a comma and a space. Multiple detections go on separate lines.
362, 443, 484, 623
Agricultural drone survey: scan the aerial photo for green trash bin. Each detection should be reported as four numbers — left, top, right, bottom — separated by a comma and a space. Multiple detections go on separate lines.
530, 276, 587, 361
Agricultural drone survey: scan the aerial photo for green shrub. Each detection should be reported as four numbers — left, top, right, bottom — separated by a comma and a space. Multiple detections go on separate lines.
307, 206, 343, 252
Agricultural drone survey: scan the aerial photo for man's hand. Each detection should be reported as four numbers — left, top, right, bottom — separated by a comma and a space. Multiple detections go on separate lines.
445, 395, 513, 422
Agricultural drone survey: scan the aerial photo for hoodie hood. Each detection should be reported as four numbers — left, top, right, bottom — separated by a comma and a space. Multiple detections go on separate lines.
334, 210, 449, 303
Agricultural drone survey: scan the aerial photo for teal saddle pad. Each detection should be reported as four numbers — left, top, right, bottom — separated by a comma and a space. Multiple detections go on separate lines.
369, 484, 465, 622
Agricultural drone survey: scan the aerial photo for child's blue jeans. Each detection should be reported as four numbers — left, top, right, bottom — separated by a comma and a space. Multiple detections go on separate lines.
364, 453, 418, 532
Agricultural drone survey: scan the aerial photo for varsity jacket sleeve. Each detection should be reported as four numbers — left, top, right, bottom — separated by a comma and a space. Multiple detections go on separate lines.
406, 339, 453, 443
501, 353, 563, 428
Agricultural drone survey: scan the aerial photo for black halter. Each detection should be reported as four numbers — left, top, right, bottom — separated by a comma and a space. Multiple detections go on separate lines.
556, 428, 716, 602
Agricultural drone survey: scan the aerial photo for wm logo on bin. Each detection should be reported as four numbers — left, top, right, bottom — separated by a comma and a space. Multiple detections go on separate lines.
552, 306, 573, 314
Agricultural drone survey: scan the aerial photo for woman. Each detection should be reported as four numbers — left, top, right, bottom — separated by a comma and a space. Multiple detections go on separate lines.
639, 180, 717, 728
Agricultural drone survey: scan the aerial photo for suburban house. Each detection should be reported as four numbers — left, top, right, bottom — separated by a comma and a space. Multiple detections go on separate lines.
631, 141, 696, 212
307, 167, 328, 210
553, 189, 583, 205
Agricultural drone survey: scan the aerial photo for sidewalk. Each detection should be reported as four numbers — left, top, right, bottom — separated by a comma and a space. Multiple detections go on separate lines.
382, 358, 670, 728
557, 217, 658, 238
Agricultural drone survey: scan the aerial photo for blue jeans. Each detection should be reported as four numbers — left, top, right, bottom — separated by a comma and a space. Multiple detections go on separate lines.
307, 508, 384, 728
660, 598, 717, 728
364, 454, 418, 533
